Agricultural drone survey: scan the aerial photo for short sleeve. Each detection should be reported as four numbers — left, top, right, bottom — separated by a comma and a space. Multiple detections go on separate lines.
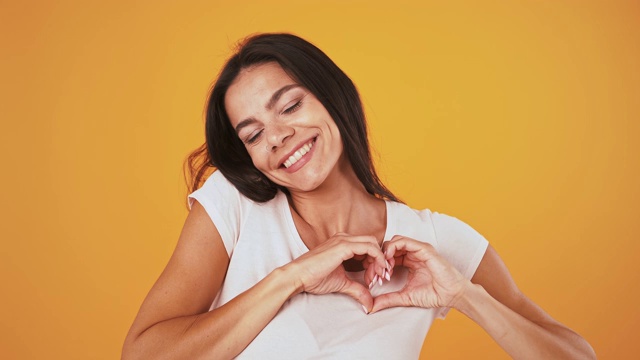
187, 171, 250, 256
427, 211, 489, 319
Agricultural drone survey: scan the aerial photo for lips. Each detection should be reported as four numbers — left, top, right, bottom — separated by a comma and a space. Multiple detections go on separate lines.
283, 140, 315, 168
278, 136, 317, 169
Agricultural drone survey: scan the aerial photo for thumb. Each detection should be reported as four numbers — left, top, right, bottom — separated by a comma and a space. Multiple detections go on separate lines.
370, 292, 409, 314
337, 280, 374, 314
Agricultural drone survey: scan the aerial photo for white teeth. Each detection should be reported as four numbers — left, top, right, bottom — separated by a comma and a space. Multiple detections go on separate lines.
283, 140, 314, 168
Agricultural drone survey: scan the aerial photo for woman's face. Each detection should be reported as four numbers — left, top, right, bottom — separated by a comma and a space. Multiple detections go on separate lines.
225, 62, 344, 193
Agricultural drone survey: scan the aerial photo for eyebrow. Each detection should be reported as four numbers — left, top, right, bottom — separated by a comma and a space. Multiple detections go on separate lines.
266, 84, 299, 110
234, 84, 300, 134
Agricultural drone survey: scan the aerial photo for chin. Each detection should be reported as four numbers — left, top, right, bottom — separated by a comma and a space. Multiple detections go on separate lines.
268, 171, 328, 194
293, 180, 324, 193
277, 179, 322, 194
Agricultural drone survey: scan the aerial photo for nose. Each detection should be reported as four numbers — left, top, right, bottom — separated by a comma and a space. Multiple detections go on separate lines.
265, 121, 294, 151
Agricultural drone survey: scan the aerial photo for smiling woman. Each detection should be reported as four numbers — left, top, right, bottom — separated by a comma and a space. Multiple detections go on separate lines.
121, 33, 596, 359
225, 63, 344, 192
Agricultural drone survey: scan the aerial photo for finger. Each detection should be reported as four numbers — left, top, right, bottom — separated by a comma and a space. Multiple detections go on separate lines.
385, 239, 453, 276
364, 263, 378, 289
337, 279, 374, 313
370, 291, 410, 313
333, 234, 379, 244
335, 234, 385, 260
346, 235, 387, 274
362, 255, 375, 269
352, 254, 366, 262
338, 241, 387, 276
382, 258, 391, 281
382, 238, 401, 260
384, 236, 437, 262
362, 256, 385, 288
384, 235, 428, 251
383, 242, 404, 268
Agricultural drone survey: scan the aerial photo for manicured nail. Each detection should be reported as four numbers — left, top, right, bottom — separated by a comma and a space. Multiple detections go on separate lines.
378, 275, 383, 286
369, 278, 375, 289
362, 304, 369, 314
384, 269, 391, 281
385, 260, 391, 270
372, 274, 379, 287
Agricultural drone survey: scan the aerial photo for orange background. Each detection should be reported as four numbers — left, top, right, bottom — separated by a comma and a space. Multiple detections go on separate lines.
1, 0, 639, 359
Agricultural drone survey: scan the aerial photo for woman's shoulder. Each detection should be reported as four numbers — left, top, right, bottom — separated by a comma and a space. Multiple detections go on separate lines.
387, 200, 439, 228
188, 170, 255, 210
390, 201, 473, 227
187, 170, 286, 256
187, 170, 286, 221
193, 170, 238, 195
386, 201, 437, 243
387, 201, 488, 247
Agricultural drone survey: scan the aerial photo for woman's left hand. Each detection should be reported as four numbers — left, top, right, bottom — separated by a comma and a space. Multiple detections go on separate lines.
370, 235, 470, 313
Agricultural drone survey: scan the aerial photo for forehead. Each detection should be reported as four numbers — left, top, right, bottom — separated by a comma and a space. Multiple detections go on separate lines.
225, 62, 297, 126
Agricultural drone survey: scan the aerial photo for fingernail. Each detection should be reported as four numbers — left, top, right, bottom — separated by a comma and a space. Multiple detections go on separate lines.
378, 275, 383, 286
362, 304, 369, 314
385, 260, 391, 270
369, 278, 375, 289
384, 269, 391, 281
372, 274, 379, 288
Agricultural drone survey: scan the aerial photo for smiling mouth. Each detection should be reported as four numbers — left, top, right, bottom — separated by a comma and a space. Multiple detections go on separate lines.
282, 138, 316, 169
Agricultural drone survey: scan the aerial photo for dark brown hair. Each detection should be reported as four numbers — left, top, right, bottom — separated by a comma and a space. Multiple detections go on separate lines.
184, 33, 400, 203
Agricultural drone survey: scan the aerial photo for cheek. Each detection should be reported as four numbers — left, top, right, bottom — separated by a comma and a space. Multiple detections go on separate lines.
328, 124, 343, 153
322, 113, 341, 138
245, 148, 266, 170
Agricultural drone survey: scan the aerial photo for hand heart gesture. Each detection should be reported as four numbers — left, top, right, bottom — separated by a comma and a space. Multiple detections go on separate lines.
370, 235, 471, 313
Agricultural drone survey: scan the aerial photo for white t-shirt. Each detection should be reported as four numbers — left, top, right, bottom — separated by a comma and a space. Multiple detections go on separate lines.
188, 171, 489, 359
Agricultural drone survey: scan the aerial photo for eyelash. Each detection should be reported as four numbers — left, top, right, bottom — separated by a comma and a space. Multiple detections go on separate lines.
283, 100, 302, 114
247, 130, 263, 144
245, 100, 303, 145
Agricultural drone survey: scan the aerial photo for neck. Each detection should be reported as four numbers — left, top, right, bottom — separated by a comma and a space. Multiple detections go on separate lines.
286, 157, 386, 247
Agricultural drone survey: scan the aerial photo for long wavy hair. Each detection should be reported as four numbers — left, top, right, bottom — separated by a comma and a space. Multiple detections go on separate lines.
184, 33, 400, 204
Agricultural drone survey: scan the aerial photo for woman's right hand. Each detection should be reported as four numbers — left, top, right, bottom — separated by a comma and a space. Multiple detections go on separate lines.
284, 233, 388, 312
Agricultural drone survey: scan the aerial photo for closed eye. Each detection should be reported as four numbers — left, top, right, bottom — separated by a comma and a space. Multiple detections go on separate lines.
283, 100, 302, 114
246, 129, 263, 144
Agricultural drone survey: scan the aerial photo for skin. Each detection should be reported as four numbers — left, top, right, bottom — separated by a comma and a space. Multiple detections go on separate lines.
122, 62, 596, 359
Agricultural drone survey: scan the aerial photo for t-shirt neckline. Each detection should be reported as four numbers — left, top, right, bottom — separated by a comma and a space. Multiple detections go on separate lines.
279, 192, 394, 256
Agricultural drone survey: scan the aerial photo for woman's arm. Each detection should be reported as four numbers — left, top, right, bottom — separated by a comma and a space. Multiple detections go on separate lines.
122, 201, 387, 360
456, 245, 596, 359
371, 237, 596, 360
122, 201, 296, 359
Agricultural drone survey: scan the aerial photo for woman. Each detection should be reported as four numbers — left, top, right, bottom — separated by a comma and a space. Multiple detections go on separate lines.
122, 33, 595, 359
